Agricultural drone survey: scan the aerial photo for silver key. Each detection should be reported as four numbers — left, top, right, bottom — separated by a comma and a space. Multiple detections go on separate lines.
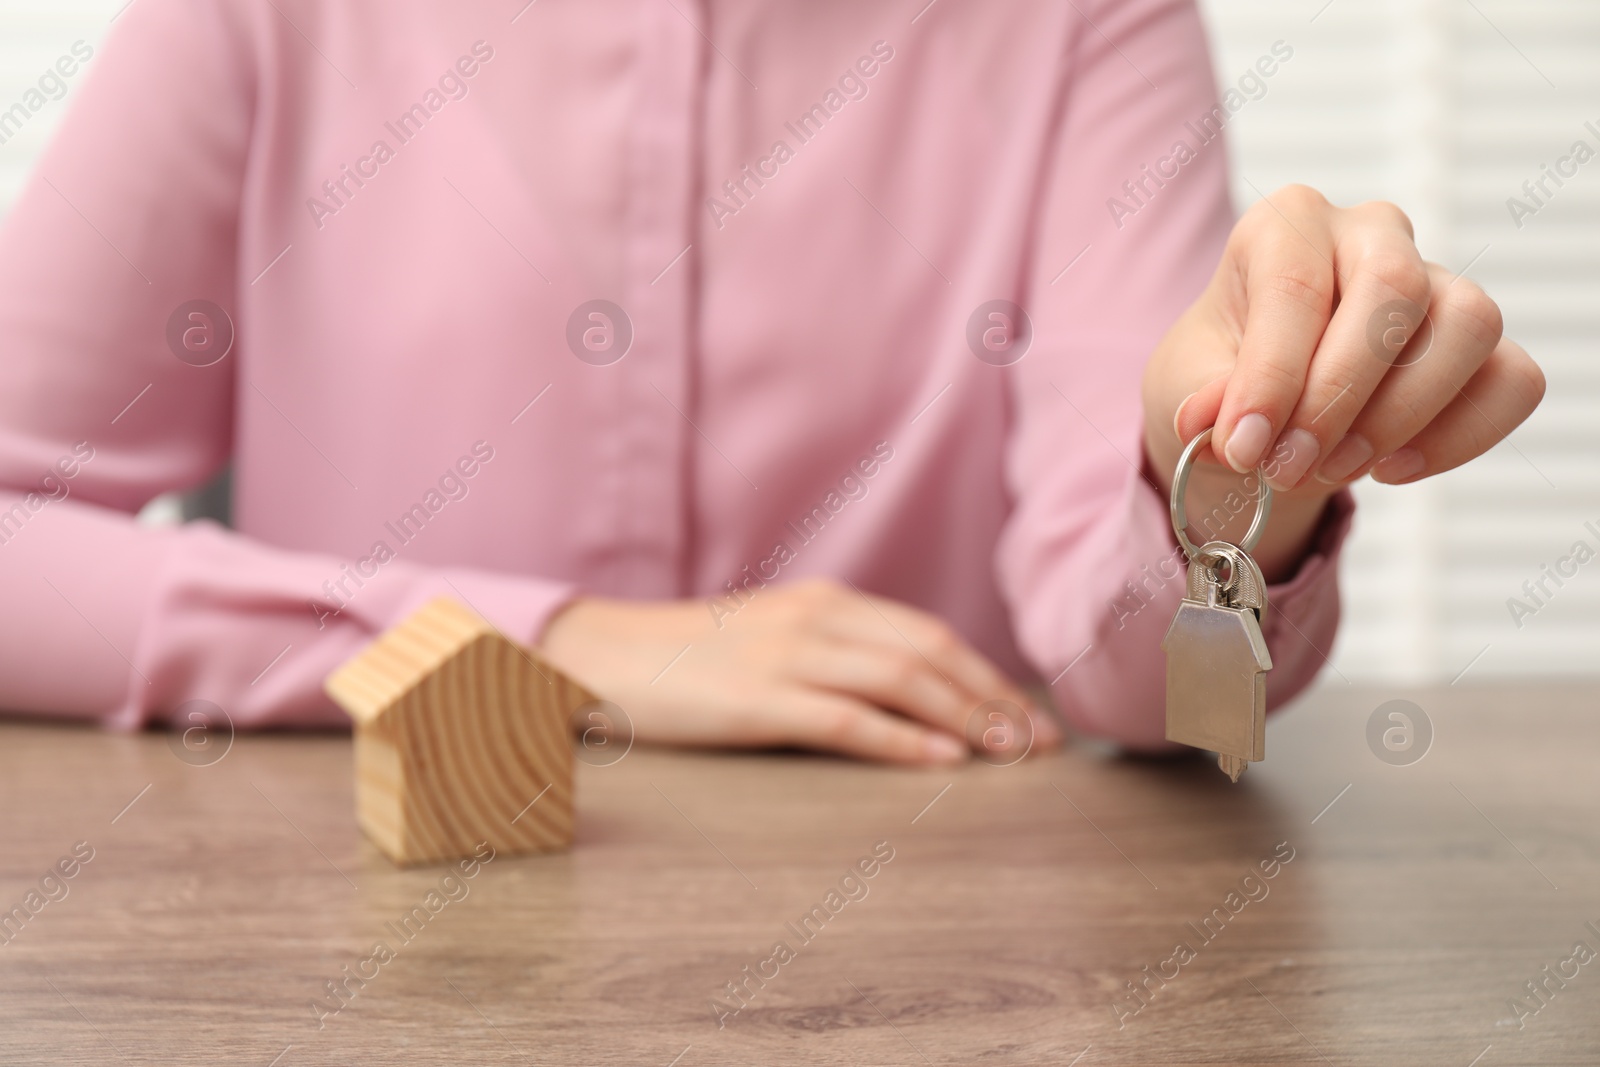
1184, 540, 1267, 624
1164, 429, 1274, 783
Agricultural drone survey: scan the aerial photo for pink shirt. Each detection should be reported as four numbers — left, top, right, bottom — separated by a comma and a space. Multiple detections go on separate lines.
0, 0, 1349, 748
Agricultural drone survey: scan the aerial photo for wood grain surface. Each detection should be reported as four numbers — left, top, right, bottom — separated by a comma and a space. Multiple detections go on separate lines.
0, 683, 1596, 1065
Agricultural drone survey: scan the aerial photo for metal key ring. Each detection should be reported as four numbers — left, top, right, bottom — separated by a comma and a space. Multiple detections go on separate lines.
1169, 427, 1273, 561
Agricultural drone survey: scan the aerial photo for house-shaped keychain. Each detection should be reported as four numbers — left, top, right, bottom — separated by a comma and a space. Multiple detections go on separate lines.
1162, 580, 1271, 773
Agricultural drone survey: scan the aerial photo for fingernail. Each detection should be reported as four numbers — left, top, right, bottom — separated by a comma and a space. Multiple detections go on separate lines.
1028, 704, 1063, 747
1263, 429, 1320, 491
1224, 413, 1273, 473
1315, 433, 1374, 484
1172, 392, 1197, 442
924, 732, 969, 765
1371, 447, 1426, 484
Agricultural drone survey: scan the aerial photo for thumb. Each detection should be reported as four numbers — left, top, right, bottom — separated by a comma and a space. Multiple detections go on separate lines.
1173, 373, 1230, 465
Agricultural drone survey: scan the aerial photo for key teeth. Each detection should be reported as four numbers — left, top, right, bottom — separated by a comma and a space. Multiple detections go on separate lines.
1218, 754, 1247, 783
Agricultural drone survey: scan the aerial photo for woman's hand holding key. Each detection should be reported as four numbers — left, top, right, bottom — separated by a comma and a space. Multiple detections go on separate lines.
1143, 185, 1545, 581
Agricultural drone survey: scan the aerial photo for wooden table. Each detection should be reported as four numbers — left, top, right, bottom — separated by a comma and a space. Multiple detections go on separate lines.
1, 683, 1596, 1065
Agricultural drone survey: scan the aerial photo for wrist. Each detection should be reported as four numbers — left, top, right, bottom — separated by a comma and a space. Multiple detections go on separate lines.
537, 596, 613, 670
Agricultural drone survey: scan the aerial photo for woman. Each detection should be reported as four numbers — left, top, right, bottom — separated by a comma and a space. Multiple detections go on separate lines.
0, 0, 1541, 763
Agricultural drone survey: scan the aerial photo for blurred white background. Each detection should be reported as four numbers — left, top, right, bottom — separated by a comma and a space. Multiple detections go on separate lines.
0, 0, 1594, 686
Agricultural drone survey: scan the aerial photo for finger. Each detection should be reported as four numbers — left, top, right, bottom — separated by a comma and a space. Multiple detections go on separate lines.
1369, 337, 1544, 484
785, 637, 971, 738
1214, 186, 1337, 474
788, 637, 1061, 756
1316, 266, 1503, 485
816, 589, 1060, 748
771, 690, 969, 766
1262, 202, 1433, 490
1172, 373, 1229, 464
840, 594, 1049, 726
865, 599, 1064, 753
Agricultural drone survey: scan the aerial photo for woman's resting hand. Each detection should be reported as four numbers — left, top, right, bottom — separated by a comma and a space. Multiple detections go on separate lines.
538, 578, 1060, 765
